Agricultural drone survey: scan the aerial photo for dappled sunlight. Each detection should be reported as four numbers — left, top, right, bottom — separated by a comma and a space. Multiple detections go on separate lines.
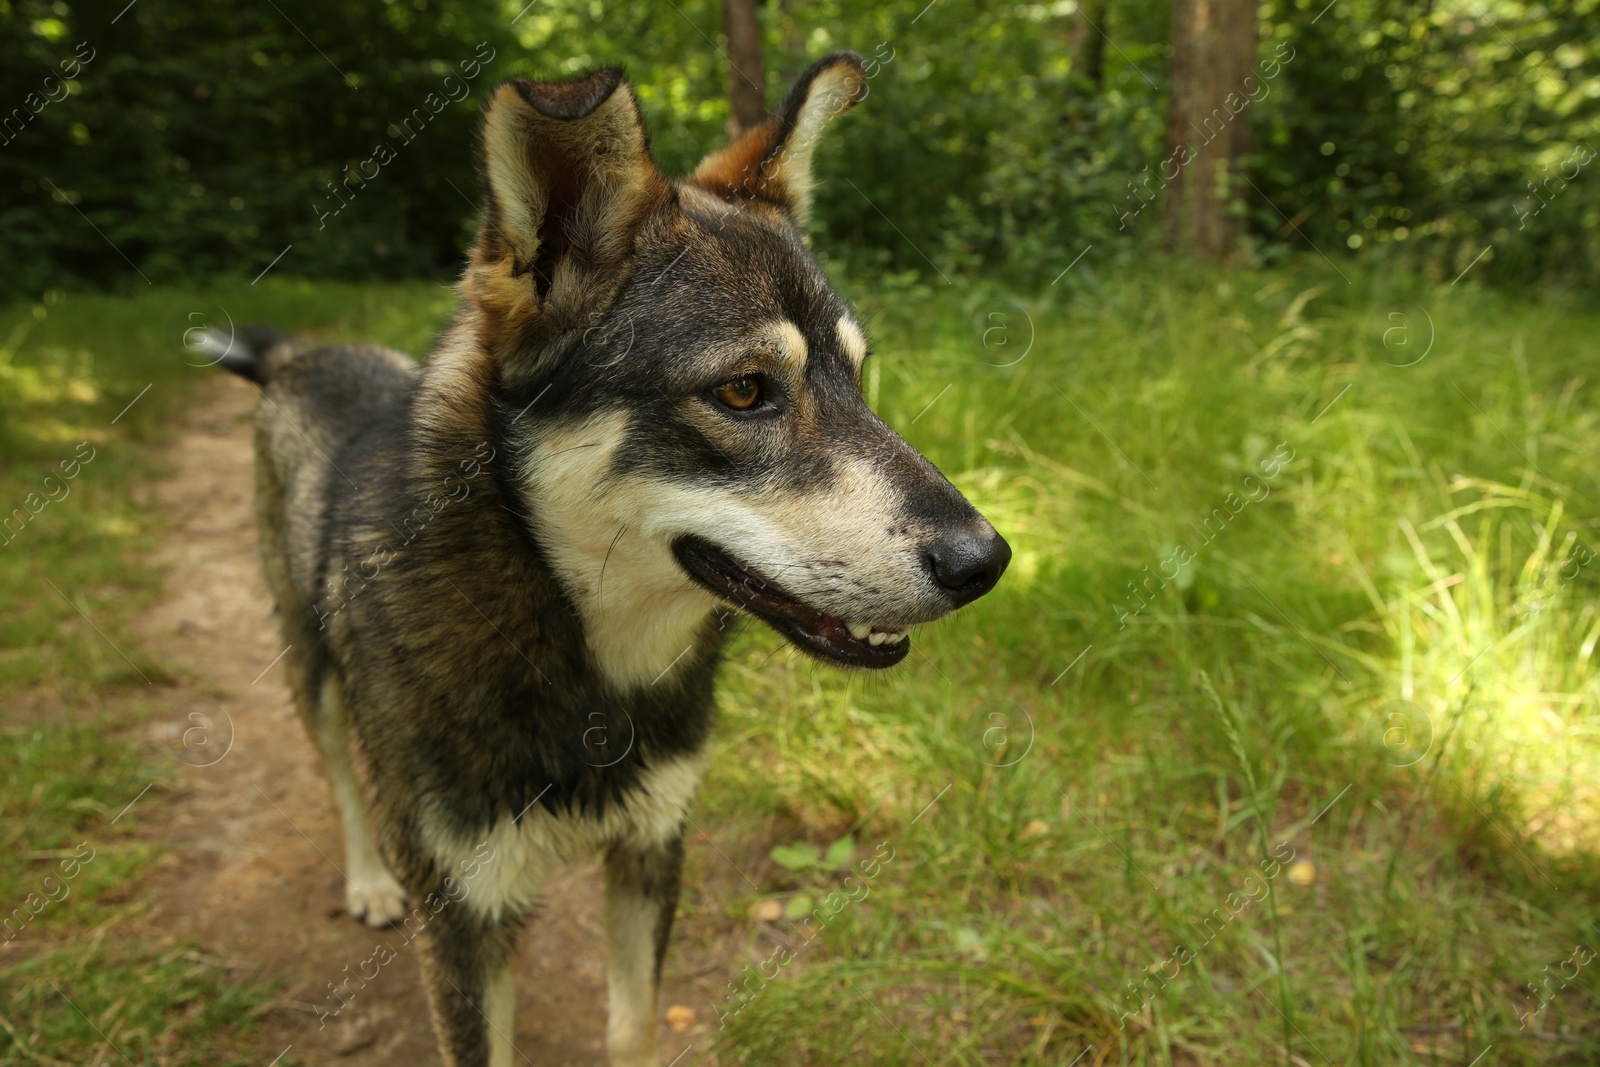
2, 263, 1597, 1064
1365, 482, 1600, 857
4, 0, 1599, 1057
0, 318, 103, 445
702, 266, 1600, 1063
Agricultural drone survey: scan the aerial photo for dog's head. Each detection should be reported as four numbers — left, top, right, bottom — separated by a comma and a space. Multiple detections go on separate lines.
462, 54, 1009, 684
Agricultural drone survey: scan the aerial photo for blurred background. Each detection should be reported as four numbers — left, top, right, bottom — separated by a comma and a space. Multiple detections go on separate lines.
2, 1, 1598, 1065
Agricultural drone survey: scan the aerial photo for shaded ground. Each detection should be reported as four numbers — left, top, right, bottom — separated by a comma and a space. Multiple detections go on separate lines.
122, 375, 724, 1066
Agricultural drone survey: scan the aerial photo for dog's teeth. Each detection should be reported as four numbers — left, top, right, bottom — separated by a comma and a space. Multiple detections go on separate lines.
868, 631, 888, 646
882, 631, 906, 644
848, 622, 873, 640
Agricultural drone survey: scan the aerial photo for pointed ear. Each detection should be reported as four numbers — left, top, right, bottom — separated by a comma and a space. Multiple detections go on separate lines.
688, 51, 867, 225
476, 69, 668, 300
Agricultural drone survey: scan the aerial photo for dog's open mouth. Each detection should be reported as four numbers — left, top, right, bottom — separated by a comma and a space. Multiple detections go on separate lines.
672, 535, 910, 668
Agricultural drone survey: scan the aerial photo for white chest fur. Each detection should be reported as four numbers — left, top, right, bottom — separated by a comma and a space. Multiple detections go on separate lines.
421, 749, 709, 924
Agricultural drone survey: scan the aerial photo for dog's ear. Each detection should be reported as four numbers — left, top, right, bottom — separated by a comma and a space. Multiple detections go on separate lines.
688, 51, 867, 225
475, 69, 668, 305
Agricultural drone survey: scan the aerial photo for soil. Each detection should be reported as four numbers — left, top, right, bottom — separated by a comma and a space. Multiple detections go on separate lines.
118, 375, 732, 1066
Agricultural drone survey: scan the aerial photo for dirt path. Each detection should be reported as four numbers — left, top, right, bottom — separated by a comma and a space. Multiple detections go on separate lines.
127, 376, 723, 1066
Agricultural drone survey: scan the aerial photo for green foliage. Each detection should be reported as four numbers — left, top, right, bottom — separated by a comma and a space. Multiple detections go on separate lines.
771, 0, 1171, 284
1256, 0, 1600, 286
0, 0, 516, 292
769, 834, 855, 873
5, 0, 1594, 295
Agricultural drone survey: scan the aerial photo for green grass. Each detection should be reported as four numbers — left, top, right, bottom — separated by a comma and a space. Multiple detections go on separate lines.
3, 261, 1599, 1064
696, 259, 1600, 1065
0, 278, 456, 695
0, 278, 454, 1066
1, 940, 276, 1066
0, 707, 159, 931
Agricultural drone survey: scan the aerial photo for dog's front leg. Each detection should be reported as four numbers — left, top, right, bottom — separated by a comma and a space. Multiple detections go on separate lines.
604, 834, 686, 1067
417, 897, 521, 1067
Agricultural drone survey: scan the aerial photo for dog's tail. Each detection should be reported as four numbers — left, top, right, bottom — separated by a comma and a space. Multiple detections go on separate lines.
184, 325, 292, 385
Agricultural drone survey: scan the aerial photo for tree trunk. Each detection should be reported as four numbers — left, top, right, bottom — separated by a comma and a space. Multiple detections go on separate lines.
1073, 0, 1107, 92
723, 0, 767, 137
1163, 0, 1259, 260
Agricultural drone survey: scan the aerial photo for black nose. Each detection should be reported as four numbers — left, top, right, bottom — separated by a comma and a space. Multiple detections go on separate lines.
924, 528, 1011, 606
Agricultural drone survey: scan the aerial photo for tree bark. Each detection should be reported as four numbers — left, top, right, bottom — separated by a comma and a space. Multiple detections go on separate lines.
1073, 0, 1107, 92
723, 0, 767, 137
1163, 0, 1259, 260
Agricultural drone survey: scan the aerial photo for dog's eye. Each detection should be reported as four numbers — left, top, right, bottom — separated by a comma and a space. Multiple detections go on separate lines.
711, 376, 763, 411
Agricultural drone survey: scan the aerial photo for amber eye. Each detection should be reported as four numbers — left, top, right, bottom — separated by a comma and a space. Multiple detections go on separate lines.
712, 376, 763, 411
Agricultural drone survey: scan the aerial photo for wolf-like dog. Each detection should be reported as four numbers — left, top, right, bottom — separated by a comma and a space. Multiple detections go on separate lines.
201, 52, 1009, 1067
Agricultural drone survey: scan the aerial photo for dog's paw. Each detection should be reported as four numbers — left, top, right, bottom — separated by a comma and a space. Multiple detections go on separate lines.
345, 872, 408, 927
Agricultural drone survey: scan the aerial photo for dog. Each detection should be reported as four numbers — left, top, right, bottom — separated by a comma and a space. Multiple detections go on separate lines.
196, 51, 1009, 1067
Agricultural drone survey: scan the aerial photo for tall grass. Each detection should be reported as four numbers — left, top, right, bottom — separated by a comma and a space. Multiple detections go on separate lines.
2, 260, 1597, 1064
701, 258, 1600, 1065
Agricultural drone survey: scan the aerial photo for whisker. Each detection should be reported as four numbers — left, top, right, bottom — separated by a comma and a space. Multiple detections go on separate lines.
548, 440, 606, 457
596, 523, 629, 607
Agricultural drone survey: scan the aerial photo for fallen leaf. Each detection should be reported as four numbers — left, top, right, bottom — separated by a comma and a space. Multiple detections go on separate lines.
1287, 859, 1316, 886
1023, 819, 1050, 838
749, 898, 783, 922
665, 1005, 697, 1033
